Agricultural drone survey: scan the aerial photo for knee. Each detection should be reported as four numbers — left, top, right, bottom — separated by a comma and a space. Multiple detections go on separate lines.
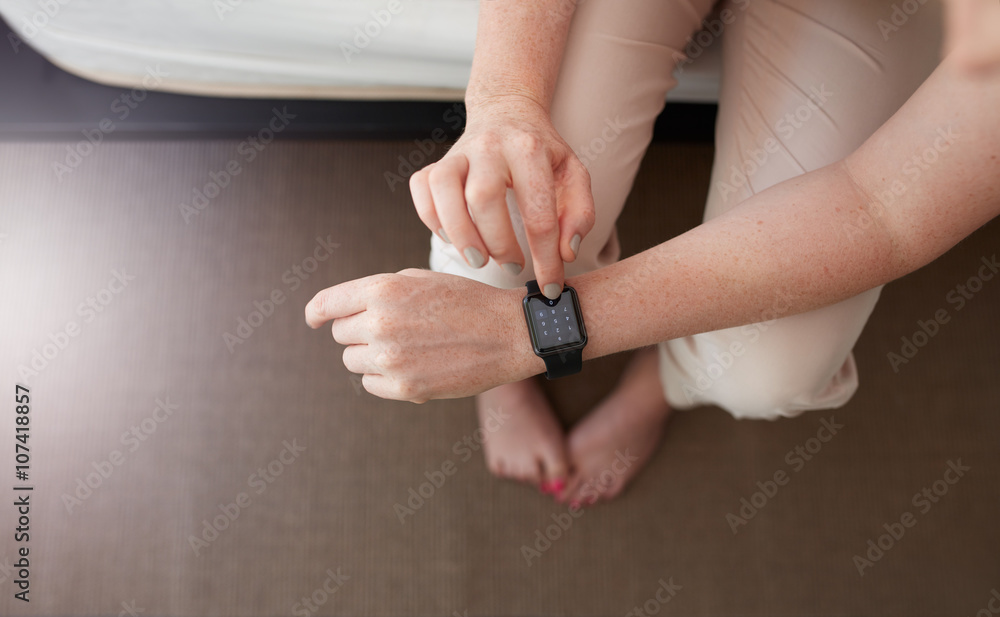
706, 359, 859, 421
709, 381, 812, 421
428, 234, 520, 288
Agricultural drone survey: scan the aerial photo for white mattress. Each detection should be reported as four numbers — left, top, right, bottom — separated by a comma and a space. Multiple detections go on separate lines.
0, 0, 720, 102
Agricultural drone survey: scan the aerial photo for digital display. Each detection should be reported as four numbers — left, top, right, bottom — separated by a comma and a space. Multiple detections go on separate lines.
525, 289, 584, 353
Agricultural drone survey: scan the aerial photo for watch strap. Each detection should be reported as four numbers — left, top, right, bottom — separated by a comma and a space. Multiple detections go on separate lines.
541, 348, 583, 380
526, 280, 541, 295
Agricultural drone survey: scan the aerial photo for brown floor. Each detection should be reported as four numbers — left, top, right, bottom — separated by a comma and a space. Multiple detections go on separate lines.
0, 138, 997, 617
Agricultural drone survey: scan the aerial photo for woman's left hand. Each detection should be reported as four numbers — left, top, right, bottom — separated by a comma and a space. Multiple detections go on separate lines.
305, 269, 535, 402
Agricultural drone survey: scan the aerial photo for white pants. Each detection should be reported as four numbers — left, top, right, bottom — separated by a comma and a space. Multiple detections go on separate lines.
430, 0, 943, 420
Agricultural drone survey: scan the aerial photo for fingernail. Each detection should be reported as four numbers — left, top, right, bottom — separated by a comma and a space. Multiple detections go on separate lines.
570, 500, 581, 509
502, 263, 523, 277
543, 283, 561, 299
552, 478, 565, 492
570, 234, 581, 258
463, 247, 485, 269
437, 228, 451, 244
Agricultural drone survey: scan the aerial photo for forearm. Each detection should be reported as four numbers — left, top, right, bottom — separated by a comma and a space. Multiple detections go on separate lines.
465, 0, 577, 113
504, 54, 1000, 377
498, 160, 894, 377
572, 160, 900, 362
500, 54, 1000, 380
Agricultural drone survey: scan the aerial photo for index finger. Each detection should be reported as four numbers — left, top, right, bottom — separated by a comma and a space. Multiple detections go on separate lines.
508, 150, 564, 299
304, 276, 373, 329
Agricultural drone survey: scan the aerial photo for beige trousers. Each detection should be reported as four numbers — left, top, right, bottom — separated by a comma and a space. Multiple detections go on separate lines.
430, 0, 943, 420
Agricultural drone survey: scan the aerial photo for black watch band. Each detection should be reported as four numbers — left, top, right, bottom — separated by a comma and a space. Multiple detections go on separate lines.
540, 348, 584, 379
525, 280, 584, 379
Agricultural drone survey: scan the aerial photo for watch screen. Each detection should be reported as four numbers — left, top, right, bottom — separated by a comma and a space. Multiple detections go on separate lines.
526, 290, 583, 353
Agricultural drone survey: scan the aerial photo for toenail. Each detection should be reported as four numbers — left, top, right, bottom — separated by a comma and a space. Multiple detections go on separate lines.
552, 479, 565, 492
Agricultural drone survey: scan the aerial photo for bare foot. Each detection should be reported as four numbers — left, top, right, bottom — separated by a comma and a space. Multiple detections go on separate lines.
558, 347, 672, 506
476, 377, 570, 492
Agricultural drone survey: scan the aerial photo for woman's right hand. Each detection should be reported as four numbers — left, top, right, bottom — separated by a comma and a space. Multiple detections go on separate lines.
409, 95, 595, 299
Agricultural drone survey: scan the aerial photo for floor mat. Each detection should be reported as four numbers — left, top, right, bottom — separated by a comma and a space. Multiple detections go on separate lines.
0, 139, 997, 616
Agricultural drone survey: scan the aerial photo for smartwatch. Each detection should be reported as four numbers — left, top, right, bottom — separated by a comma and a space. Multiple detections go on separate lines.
522, 280, 588, 379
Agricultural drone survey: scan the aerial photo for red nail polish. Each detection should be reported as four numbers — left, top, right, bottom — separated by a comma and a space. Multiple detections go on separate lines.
552, 479, 565, 492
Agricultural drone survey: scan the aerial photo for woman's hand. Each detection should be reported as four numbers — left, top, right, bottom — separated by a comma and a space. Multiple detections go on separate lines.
409, 96, 596, 299
305, 268, 539, 402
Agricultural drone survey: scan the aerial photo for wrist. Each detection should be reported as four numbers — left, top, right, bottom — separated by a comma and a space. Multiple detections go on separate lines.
495, 285, 546, 381
565, 264, 635, 363
464, 90, 550, 125
567, 247, 687, 362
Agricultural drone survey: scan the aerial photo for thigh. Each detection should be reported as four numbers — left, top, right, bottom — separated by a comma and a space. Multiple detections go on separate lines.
661, 286, 884, 417
658, 0, 944, 417
708, 0, 943, 217
554, 0, 718, 277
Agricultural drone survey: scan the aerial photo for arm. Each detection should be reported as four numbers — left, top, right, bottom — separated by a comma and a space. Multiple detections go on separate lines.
306, 54, 1000, 402
409, 0, 595, 299
465, 0, 575, 113
536, 53, 1000, 367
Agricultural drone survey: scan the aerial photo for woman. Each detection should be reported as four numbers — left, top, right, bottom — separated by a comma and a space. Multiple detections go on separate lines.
306, 0, 1000, 507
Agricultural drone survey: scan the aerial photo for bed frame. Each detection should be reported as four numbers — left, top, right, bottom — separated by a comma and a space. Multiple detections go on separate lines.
0, 17, 715, 143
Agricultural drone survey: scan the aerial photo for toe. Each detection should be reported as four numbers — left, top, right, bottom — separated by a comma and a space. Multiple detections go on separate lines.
487, 456, 506, 478
538, 447, 570, 490
562, 471, 599, 507
596, 477, 624, 502
555, 473, 581, 504
577, 475, 602, 506
509, 460, 537, 485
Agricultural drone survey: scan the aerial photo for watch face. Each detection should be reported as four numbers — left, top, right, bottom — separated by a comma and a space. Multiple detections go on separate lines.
523, 287, 586, 354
